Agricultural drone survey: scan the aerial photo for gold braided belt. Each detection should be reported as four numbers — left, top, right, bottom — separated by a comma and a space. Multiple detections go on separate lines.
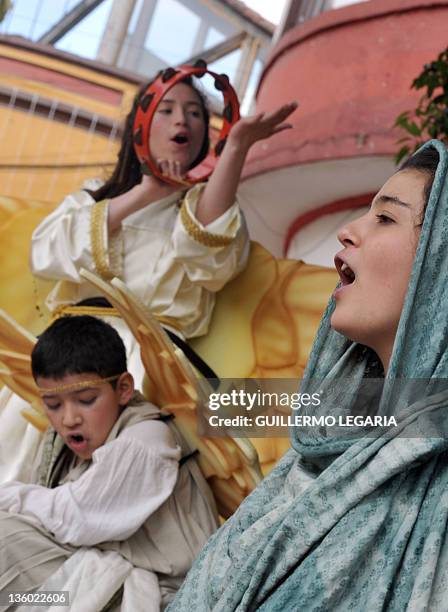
50, 304, 181, 332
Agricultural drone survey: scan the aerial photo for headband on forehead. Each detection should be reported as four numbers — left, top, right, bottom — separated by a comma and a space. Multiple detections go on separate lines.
133, 59, 240, 187
36, 374, 122, 396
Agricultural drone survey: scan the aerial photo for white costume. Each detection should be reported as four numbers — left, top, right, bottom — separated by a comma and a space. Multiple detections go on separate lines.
0, 397, 219, 610
30, 183, 249, 340
0, 184, 249, 483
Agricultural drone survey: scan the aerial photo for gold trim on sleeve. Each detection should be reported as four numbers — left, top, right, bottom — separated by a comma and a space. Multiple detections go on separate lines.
90, 200, 113, 279
180, 199, 234, 248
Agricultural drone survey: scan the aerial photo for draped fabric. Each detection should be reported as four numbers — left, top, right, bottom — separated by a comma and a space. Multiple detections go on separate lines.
169, 140, 448, 611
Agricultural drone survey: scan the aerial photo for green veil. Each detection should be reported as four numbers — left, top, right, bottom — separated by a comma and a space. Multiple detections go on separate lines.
169, 140, 448, 611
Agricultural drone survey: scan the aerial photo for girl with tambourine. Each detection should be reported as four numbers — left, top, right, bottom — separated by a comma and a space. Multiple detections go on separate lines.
29, 65, 297, 383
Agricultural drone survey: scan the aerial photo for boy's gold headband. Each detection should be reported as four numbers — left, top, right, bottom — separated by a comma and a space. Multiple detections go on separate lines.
36, 374, 122, 396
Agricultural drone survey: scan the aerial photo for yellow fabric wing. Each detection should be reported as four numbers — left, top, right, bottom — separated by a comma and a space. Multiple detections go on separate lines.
0, 309, 48, 431
80, 268, 263, 519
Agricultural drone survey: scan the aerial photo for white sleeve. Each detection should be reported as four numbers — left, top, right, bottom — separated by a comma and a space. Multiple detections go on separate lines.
172, 183, 250, 292
30, 190, 121, 282
0, 421, 180, 546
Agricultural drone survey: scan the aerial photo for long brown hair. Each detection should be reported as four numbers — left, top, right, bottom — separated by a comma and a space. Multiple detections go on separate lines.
90, 74, 210, 202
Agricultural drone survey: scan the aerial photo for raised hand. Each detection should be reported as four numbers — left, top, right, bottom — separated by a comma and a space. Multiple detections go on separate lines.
194, 101, 299, 226
228, 101, 298, 153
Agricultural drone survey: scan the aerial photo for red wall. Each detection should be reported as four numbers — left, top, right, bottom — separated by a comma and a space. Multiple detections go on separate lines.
243, 0, 448, 179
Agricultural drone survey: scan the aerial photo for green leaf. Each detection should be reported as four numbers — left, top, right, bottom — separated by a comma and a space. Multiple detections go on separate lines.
394, 111, 410, 127
433, 94, 447, 104
395, 145, 411, 164
395, 45, 448, 160
407, 121, 422, 136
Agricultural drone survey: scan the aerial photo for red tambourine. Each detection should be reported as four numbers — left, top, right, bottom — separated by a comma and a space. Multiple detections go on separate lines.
133, 60, 240, 186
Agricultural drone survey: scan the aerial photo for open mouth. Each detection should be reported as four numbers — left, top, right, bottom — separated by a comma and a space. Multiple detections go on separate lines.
172, 134, 189, 144
335, 256, 356, 286
67, 433, 88, 450
70, 434, 84, 443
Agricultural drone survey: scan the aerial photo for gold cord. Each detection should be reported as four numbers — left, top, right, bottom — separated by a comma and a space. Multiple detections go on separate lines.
50, 304, 181, 332
37, 374, 121, 395
50, 304, 120, 322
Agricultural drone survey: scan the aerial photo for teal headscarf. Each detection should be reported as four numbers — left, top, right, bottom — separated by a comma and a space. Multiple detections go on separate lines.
169, 140, 448, 611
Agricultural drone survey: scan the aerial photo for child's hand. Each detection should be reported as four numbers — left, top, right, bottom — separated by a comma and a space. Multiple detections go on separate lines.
157, 159, 190, 186
228, 101, 298, 153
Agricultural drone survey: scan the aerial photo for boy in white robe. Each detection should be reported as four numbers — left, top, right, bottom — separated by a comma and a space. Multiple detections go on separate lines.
0, 315, 218, 610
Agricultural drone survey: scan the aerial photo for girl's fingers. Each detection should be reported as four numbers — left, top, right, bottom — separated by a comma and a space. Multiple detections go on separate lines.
158, 159, 169, 175
276, 122, 293, 131
239, 112, 264, 129
270, 123, 293, 135
171, 160, 185, 181
280, 101, 299, 116
248, 112, 265, 124
157, 158, 187, 183
175, 160, 183, 179
263, 102, 298, 125
242, 102, 297, 132
168, 159, 176, 177
159, 159, 177, 177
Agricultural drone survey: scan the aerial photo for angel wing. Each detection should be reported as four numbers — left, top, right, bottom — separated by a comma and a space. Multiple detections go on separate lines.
80, 268, 262, 518
0, 308, 48, 431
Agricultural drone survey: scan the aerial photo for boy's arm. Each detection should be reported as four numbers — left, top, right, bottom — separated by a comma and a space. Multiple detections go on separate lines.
0, 421, 180, 546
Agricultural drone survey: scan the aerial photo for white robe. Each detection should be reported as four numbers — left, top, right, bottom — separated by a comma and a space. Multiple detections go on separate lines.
0, 183, 249, 484
0, 401, 219, 610
30, 183, 249, 340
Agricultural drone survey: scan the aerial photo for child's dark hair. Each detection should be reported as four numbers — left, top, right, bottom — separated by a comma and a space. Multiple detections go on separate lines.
31, 316, 127, 383
399, 145, 440, 211
90, 74, 210, 202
